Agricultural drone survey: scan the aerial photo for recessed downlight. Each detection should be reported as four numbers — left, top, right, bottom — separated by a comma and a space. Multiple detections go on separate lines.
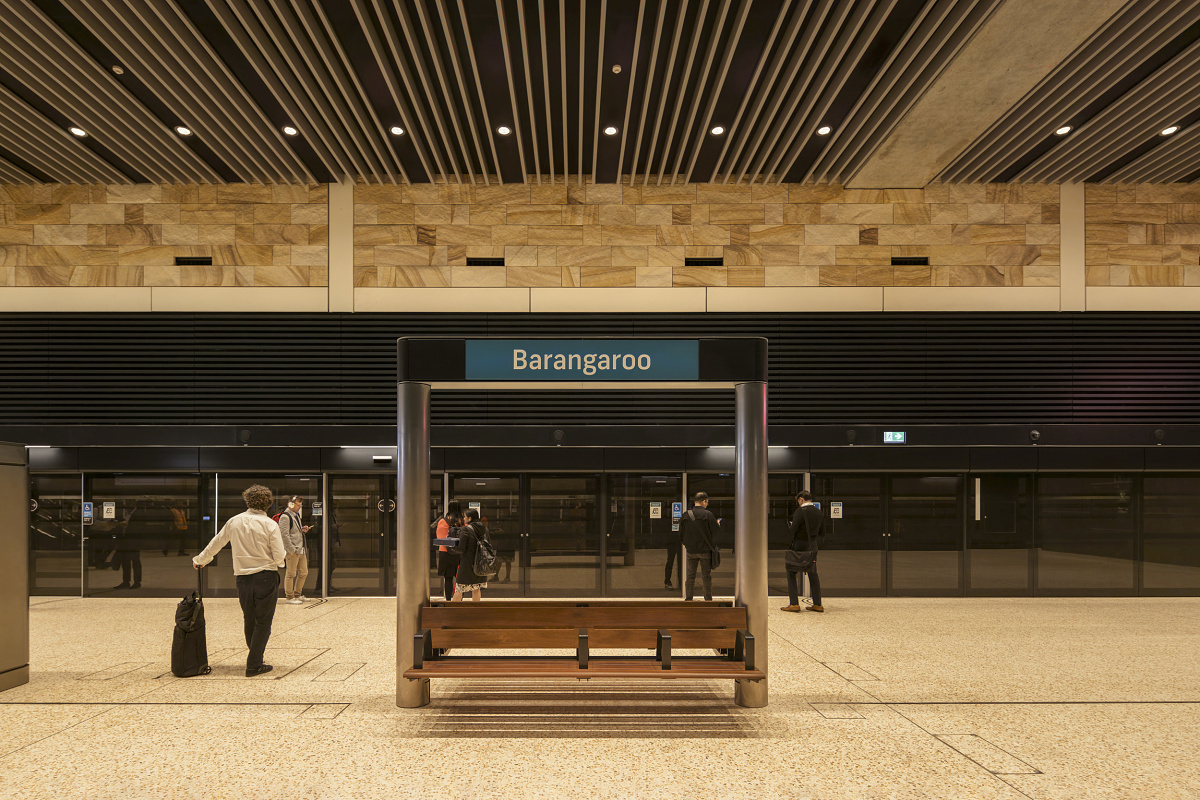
497, 125, 511, 135
68, 126, 87, 137
816, 125, 832, 136
1161, 125, 1180, 136
111, 65, 125, 76
603, 126, 617, 136
710, 125, 725, 135
389, 125, 405, 136
174, 125, 192, 137
1055, 125, 1073, 136
282, 125, 299, 136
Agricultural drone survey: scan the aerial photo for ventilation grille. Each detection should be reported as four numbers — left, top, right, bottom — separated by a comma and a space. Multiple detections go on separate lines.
175, 257, 213, 266
685, 258, 724, 267
891, 257, 929, 266
0, 312, 1199, 426
466, 257, 505, 266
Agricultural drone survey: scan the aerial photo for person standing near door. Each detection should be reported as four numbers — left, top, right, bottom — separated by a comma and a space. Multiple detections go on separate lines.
435, 500, 463, 601
452, 508, 490, 602
193, 484, 287, 677
682, 492, 721, 601
781, 490, 824, 613
279, 496, 312, 604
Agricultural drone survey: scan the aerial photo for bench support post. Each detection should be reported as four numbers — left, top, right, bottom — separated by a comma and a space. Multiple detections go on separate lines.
413, 629, 432, 670
736, 629, 755, 672
656, 629, 671, 670
397, 380, 431, 708
577, 629, 588, 669
735, 380, 769, 707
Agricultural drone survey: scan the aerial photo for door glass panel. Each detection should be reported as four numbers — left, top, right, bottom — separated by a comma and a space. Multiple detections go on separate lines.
528, 475, 599, 597
210, 475, 320, 597
1037, 474, 1137, 592
684, 475, 735, 598
326, 476, 387, 597
768, 475, 807, 598
889, 476, 963, 593
29, 475, 81, 596
86, 474, 208, 597
811, 475, 884, 595
425, 474, 443, 599
970, 475, 1033, 593
604, 474, 683, 597
451, 476, 522, 598
1142, 475, 1200, 591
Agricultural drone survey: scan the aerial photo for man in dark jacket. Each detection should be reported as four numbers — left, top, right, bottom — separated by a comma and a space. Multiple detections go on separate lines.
681, 492, 722, 601
781, 490, 824, 613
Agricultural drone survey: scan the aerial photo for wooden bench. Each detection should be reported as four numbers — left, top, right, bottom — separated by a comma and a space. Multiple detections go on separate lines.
404, 600, 763, 682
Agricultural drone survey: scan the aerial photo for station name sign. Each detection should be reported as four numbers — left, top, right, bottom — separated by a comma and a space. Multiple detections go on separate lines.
465, 339, 698, 381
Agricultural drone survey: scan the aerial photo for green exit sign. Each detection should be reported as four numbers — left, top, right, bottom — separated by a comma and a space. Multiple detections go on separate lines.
883, 431, 906, 443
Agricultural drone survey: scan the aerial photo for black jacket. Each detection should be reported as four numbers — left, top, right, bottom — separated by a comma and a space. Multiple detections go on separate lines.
789, 503, 824, 552
681, 505, 721, 553
453, 521, 490, 585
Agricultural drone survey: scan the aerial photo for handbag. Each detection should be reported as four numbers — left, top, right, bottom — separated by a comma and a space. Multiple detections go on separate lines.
785, 549, 814, 570
687, 510, 722, 569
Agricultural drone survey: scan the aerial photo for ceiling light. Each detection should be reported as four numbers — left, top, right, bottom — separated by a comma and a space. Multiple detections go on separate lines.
68, 127, 87, 137
1055, 125, 1072, 136
282, 125, 299, 136
816, 125, 832, 136
603, 126, 617, 136
611, 64, 621, 74
497, 126, 511, 135
111, 65, 125, 76
1161, 125, 1180, 136
389, 125, 405, 136
710, 126, 725, 135
174, 125, 192, 136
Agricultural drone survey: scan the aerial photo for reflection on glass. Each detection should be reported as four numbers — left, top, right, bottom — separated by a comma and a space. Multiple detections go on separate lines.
767, 475, 806, 597
1143, 476, 1200, 591
889, 476, 963, 592
29, 475, 81, 596
326, 476, 390, 597
528, 475, 599, 597
605, 475, 683, 597
451, 476, 523, 598
684, 475, 736, 598
1037, 474, 1137, 592
86, 474, 207, 597
970, 475, 1032, 592
810, 476, 884, 595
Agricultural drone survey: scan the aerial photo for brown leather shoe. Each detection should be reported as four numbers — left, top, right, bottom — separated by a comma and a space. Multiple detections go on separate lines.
806, 605, 824, 613
779, 604, 802, 612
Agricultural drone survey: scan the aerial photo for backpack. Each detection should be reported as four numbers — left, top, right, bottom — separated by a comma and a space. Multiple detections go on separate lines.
472, 530, 499, 578
272, 513, 283, 523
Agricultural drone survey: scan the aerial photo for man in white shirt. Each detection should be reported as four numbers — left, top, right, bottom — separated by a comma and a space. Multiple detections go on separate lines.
193, 484, 287, 677
279, 495, 312, 604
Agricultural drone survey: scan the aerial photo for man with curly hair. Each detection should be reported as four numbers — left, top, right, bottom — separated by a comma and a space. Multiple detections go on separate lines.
193, 484, 287, 677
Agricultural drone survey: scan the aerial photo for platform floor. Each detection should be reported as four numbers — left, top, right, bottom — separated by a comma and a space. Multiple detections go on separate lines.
1, 596, 1198, 799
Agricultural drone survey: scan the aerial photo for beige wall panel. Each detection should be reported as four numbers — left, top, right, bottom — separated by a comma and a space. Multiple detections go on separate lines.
356, 287, 529, 312
1087, 287, 1200, 310
884, 286, 1059, 311
708, 286, 882, 311
152, 286, 326, 311
0, 287, 152, 311
530, 287, 706, 312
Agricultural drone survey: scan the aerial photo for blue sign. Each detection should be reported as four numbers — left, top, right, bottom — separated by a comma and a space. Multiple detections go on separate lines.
671, 502, 683, 518
82, 502, 93, 519
464, 339, 699, 381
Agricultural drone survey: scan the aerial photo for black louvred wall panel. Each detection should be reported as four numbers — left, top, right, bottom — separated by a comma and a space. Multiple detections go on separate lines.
0, 312, 1198, 425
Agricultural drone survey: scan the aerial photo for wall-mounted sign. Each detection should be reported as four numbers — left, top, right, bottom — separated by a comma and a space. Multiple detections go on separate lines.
671, 502, 683, 518
830, 502, 843, 519
376, 500, 394, 513
883, 431, 906, 443
649, 502, 662, 519
469, 502, 481, 512
311, 502, 324, 516
82, 502, 93, 525
102, 502, 116, 520
465, 339, 699, 381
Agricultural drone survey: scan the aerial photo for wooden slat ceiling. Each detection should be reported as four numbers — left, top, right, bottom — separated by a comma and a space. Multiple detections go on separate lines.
0, 0, 1196, 185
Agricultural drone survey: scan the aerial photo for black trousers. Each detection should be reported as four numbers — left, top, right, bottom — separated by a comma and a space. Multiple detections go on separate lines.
787, 561, 822, 606
664, 541, 682, 585
437, 552, 460, 601
236, 569, 280, 670
118, 550, 142, 585
685, 553, 713, 601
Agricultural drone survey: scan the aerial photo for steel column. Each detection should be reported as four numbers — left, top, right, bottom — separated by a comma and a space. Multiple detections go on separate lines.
396, 381, 431, 708
734, 381, 768, 708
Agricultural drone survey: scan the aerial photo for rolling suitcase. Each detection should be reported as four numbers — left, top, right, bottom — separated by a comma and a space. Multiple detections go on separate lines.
171, 572, 212, 677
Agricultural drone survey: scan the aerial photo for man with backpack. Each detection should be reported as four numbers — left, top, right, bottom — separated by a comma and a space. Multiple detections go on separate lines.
452, 507, 497, 602
277, 496, 312, 604
681, 492, 722, 601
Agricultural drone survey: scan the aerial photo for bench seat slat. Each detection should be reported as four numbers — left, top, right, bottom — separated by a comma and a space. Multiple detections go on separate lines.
420, 606, 747, 629
405, 659, 763, 681
432, 627, 737, 649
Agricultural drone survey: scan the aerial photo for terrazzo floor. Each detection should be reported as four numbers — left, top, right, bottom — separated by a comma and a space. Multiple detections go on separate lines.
1, 596, 1198, 799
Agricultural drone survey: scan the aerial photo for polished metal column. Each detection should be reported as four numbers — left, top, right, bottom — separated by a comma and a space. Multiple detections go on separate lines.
734, 381, 768, 708
0, 442, 29, 693
396, 382, 431, 708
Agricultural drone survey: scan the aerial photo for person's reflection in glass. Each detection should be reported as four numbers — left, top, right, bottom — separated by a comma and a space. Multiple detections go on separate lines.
113, 499, 143, 590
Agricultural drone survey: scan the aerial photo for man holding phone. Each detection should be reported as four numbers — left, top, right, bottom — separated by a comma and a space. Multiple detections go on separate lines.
279, 495, 313, 604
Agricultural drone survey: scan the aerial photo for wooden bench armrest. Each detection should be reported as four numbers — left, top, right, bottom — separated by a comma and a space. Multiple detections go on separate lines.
413, 628, 432, 670
656, 629, 671, 670
578, 628, 588, 669
736, 629, 755, 671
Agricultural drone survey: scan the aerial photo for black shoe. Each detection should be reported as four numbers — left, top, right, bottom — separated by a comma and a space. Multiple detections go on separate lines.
130, 583, 141, 589
113, 583, 130, 590
245, 664, 273, 677
664, 581, 673, 589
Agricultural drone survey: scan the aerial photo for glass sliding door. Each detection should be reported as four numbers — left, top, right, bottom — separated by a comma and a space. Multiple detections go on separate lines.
29, 475, 82, 596
604, 474, 683, 597
450, 475, 523, 598
888, 476, 964, 595
1036, 474, 1137, 595
684, 475, 736, 598
326, 476, 389, 597
768, 475, 807, 598
527, 475, 600, 597
1142, 475, 1200, 594
969, 475, 1034, 595
810, 475, 885, 596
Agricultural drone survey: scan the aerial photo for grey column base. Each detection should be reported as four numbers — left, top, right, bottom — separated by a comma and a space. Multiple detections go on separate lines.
0, 664, 29, 693
398, 675, 430, 709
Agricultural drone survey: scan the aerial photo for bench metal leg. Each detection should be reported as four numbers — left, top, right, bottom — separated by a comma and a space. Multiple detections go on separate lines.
413, 629, 432, 670
578, 628, 589, 669
736, 629, 755, 672
656, 629, 671, 670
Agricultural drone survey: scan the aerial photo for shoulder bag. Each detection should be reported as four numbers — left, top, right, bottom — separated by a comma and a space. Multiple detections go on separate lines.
687, 510, 722, 569
785, 507, 818, 571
